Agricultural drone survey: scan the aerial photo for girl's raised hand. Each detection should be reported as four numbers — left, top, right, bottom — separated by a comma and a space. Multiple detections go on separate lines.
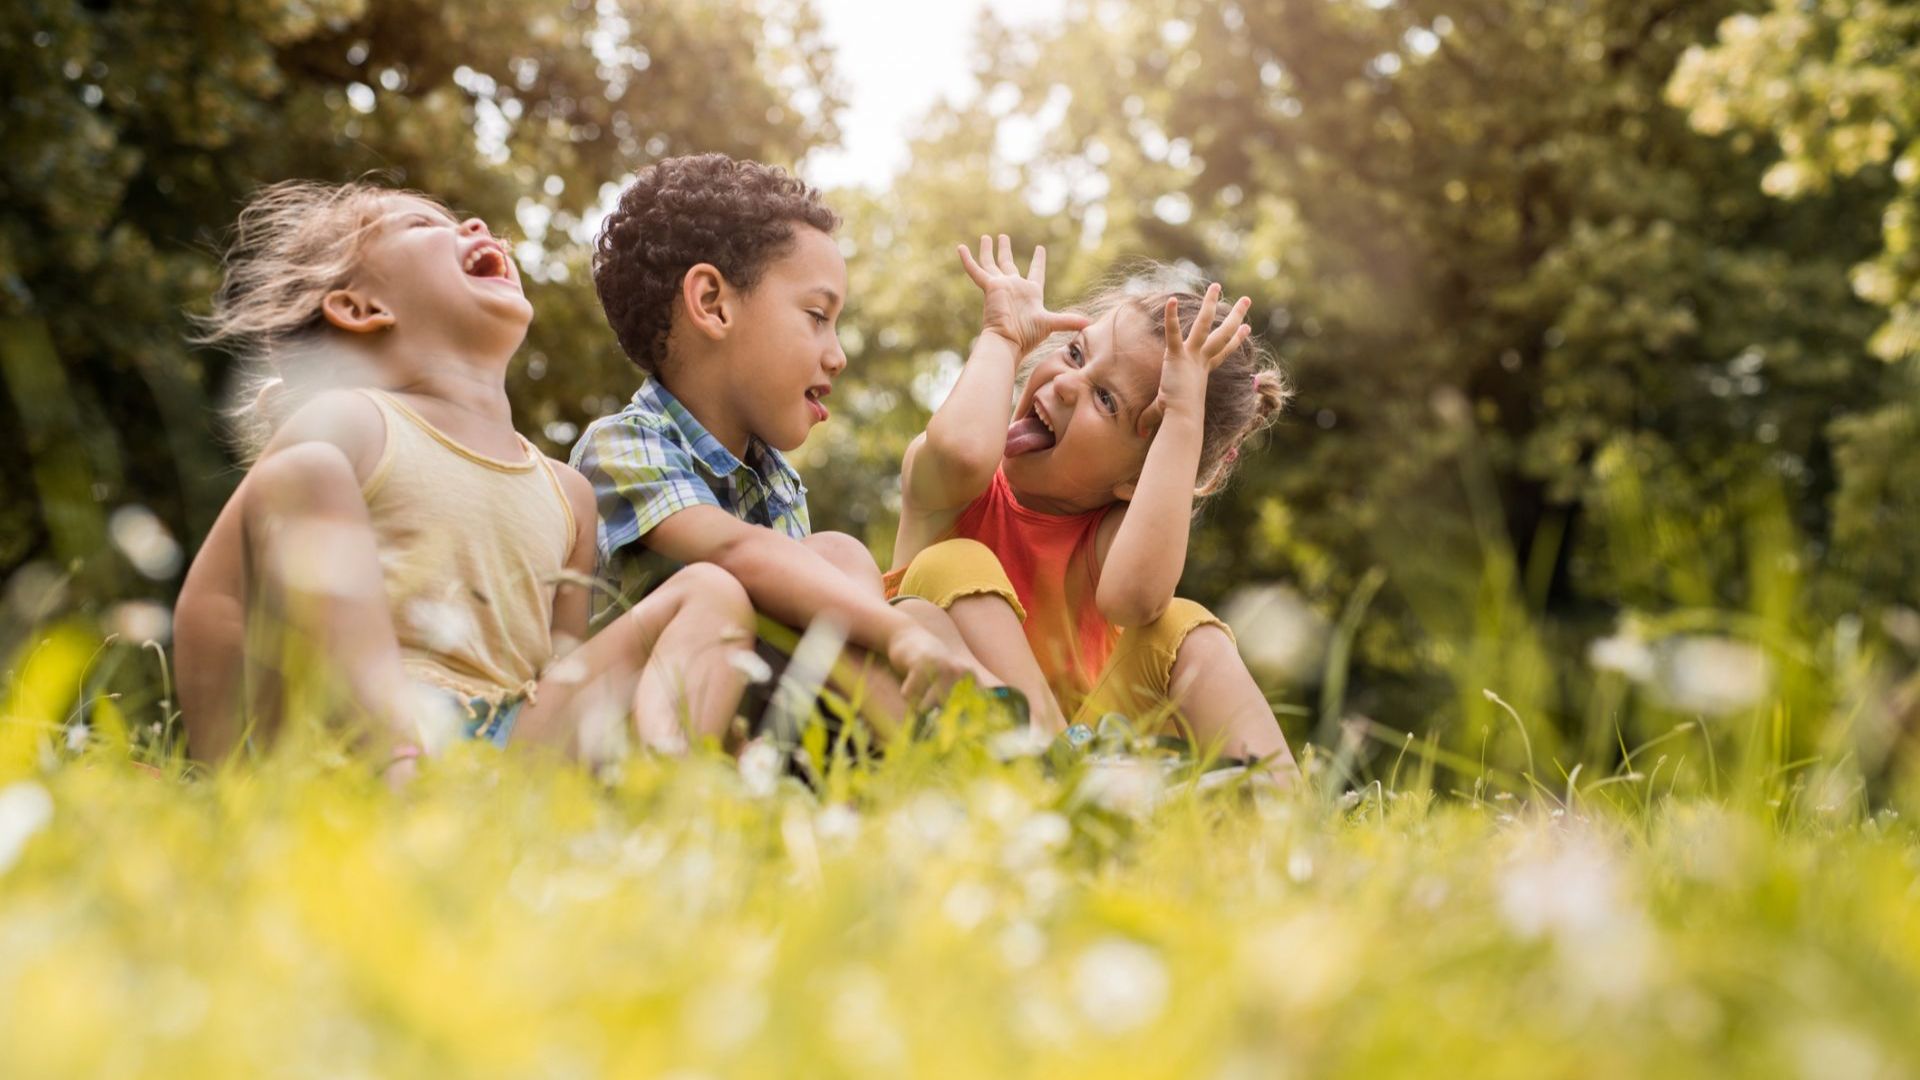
957, 233, 1089, 353
1136, 283, 1252, 437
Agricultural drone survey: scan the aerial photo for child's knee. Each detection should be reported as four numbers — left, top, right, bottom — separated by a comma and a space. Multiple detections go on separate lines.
896, 539, 1024, 620
804, 530, 883, 588
666, 562, 755, 624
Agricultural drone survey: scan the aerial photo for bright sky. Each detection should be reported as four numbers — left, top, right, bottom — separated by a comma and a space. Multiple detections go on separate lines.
800, 0, 1066, 191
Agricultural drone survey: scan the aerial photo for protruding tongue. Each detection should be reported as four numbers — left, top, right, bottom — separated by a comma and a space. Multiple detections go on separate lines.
1005, 415, 1056, 457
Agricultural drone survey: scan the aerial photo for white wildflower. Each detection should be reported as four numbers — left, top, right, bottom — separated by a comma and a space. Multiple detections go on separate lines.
1587, 631, 1655, 682
988, 725, 1051, 760
738, 739, 784, 798
1221, 583, 1329, 683
109, 505, 182, 580
1654, 636, 1771, 716
106, 600, 172, 644
1002, 811, 1071, 871
814, 803, 861, 846
1072, 938, 1170, 1034
998, 920, 1047, 969
942, 881, 995, 930
1077, 757, 1164, 819
0, 781, 54, 875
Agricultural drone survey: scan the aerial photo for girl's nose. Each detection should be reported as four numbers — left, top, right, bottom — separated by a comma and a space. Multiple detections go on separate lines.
461, 218, 492, 237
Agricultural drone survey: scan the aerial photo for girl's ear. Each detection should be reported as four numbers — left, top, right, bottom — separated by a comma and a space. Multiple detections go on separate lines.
320, 288, 396, 334
679, 263, 733, 340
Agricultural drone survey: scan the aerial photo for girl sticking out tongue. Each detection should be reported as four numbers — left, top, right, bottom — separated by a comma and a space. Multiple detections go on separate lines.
883, 234, 1297, 780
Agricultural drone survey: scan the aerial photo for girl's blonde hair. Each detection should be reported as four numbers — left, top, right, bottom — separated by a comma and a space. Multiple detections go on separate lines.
193, 178, 451, 459
1028, 262, 1293, 498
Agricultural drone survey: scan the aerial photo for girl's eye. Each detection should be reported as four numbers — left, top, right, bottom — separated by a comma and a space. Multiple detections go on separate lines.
1095, 387, 1117, 415
1068, 342, 1084, 366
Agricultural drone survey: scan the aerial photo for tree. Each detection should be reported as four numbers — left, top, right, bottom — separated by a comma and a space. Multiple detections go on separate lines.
820, 0, 1892, 762
1, 0, 842, 609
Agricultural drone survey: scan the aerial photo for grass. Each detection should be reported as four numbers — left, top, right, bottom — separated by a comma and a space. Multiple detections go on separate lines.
2, 623, 1920, 1078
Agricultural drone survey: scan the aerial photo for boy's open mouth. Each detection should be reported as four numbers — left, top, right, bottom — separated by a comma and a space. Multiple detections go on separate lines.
1005, 399, 1056, 457
805, 384, 830, 423
462, 243, 513, 282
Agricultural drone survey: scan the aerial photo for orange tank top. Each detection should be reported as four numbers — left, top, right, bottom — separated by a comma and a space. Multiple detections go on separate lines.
899, 469, 1119, 705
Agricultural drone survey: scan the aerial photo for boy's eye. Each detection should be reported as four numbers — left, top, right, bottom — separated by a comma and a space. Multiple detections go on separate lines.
808, 310, 829, 326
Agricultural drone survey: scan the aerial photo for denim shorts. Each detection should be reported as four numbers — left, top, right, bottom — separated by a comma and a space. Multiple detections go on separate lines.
451, 692, 524, 748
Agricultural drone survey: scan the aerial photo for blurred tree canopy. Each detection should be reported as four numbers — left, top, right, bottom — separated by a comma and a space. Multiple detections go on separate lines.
7, 0, 1917, 756
810, 0, 1904, 751
1, 0, 841, 599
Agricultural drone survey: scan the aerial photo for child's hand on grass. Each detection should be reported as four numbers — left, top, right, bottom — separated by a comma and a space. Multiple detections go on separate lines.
1136, 283, 1252, 437
887, 623, 998, 713
957, 234, 1089, 354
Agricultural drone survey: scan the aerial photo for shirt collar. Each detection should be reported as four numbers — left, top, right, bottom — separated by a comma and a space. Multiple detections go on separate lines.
633, 375, 807, 496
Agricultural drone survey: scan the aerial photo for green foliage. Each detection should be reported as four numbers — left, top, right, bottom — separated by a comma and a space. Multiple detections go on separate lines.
812, 0, 1903, 769
0, 0, 843, 598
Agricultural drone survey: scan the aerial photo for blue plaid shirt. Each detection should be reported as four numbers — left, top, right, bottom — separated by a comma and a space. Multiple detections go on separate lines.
569, 377, 811, 577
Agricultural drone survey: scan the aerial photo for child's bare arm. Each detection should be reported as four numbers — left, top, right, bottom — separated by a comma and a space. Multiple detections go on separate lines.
904, 235, 1087, 512
645, 506, 984, 697
548, 463, 599, 655
1094, 287, 1252, 627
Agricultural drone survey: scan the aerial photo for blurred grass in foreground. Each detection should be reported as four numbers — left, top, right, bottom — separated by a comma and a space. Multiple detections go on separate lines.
2, 634, 1919, 1077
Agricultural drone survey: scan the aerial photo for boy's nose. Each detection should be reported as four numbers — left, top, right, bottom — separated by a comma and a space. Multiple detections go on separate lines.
825, 335, 848, 376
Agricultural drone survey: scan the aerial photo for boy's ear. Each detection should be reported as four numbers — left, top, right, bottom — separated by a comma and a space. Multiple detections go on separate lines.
320, 288, 396, 334
679, 263, 733, 341
1112, 478, 1137, 502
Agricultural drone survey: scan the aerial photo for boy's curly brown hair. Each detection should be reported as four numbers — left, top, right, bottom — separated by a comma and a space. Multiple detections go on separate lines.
593, 154, 840, 373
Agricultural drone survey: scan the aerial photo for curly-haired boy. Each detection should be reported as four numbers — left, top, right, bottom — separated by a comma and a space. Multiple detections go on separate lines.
571, 154, 1002, 733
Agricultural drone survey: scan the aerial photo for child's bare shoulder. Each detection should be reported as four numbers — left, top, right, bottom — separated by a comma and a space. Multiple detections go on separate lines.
262, 389, 388, 478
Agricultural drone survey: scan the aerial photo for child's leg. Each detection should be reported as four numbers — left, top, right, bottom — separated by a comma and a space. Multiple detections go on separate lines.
176, 443, 416, 761
892, 539, 1066, 733
1088, 601, 1297, 777
798, 531, 919, 729
512, 563, 756, 756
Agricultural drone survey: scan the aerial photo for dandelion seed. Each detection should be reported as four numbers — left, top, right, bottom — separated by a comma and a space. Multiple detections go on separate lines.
106, 600, 172, 644
1588, 631, 1655, 682
1002, 811, 1071, 870
0, 781, 54, 874
1653, 636, 1770, 716
1072, 938, 1169, 1034
815, 803, 861, 845
998, 920, 1046, 969
64, 722, 88, 752
726, 647, 774, 686
1077, 758, 1164, 819
988, 725, 1051, 760
1221, 583, 1329, 682
738, 739, 784, 797
109, 505, 183, 579
828, 967, 905, 1069
683, 978, 766, 1051
1286, 849, 1314, 882
406, 597, 479, 653
942, 881, 995, 930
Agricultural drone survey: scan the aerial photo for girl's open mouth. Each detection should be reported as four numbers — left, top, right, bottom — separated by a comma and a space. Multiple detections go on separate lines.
462, 244, 514, 283
1005, 400, 1056, 457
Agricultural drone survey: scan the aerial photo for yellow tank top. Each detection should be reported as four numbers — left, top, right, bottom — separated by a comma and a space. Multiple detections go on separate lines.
357, 389, 575, 703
